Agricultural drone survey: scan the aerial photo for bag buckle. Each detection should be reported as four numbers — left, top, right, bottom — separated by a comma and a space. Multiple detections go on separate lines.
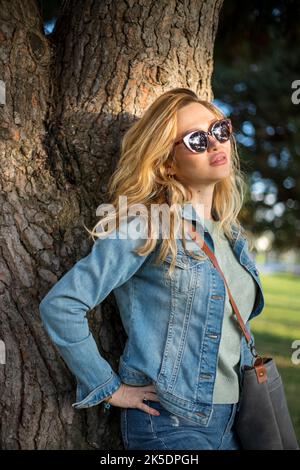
248, 337, 258, 357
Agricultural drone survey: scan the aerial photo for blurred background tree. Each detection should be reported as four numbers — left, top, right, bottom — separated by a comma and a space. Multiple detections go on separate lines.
212, 0, 300, 250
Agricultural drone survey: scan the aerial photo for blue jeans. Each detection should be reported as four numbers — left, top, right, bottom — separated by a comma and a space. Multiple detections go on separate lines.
120, 399, 242, 450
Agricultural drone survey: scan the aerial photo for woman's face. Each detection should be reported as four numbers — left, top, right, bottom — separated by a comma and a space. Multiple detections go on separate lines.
169, 103, 231, 186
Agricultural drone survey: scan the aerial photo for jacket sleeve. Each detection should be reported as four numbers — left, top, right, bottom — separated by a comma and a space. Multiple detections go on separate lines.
39, 217, 150, 409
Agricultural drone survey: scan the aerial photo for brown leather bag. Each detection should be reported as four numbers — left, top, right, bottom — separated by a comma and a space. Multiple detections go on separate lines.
186, 221, 299, 450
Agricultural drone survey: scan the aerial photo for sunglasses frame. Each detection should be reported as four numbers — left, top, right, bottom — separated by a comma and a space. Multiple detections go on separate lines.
174, 118, 233, 154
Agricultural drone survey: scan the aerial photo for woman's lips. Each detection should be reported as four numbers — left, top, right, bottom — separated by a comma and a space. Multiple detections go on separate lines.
209, 152, 227, 166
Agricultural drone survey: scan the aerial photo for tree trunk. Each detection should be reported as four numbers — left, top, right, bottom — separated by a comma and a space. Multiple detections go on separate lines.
0, 0, 224, 450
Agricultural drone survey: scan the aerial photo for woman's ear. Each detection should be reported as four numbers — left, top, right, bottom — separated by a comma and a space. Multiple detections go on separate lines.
166, 165, 176, 176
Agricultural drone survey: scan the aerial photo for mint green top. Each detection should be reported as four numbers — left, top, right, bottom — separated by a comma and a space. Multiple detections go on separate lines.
203, 218, 257, 404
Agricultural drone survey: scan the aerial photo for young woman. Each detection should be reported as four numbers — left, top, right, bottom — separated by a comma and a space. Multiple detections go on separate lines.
39, 88, 264, 450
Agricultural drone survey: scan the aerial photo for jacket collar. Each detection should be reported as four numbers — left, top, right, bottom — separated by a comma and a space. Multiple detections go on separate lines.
179, 201, 246, 249
180, 202, 208, 232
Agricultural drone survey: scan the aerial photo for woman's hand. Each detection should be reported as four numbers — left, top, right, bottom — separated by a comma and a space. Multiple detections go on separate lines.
106, 383, 161, 416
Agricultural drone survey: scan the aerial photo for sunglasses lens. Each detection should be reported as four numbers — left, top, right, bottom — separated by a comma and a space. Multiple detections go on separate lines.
212, 119, 231, 142
182, 119, 232, 153
188, 131, 207, 152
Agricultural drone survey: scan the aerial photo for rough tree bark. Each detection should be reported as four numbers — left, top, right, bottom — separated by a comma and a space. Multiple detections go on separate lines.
0, 0, 224, 450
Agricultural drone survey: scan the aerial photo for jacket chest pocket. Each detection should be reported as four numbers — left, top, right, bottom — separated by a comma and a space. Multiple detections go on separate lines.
163, 251, 207, 293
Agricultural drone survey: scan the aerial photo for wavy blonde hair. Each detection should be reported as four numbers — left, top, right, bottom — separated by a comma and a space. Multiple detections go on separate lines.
84, 87, 249, 277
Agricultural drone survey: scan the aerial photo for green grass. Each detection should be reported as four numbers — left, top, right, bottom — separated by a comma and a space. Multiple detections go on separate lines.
250, 272, 300, 444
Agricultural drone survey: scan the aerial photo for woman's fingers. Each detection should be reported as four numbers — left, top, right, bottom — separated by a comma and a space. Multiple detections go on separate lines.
140, 402, 160, 416
143, 391, 160, 402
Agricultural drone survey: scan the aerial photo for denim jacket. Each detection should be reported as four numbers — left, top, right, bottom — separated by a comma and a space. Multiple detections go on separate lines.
39, 202, 265, 426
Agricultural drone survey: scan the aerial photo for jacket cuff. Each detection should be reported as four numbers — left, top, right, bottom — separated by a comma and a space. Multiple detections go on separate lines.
72, 370, 122, 409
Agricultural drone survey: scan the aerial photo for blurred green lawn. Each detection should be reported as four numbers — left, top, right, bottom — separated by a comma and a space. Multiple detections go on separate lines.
250, 271, 300, 443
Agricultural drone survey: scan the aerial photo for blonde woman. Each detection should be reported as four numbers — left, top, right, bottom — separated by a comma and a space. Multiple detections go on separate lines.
39, 88, 264, 450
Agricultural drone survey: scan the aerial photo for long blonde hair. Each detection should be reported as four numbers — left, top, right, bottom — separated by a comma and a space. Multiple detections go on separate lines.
84, 87, 248, 276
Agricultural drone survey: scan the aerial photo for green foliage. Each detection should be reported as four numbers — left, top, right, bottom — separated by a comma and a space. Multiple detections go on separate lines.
213, 0, 300, 249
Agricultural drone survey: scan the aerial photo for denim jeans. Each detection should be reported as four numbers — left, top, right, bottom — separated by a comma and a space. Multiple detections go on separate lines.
120, 399, 242, 450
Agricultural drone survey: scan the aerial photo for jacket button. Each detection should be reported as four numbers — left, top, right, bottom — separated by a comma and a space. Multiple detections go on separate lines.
199, 373, 212, 379
211, 295, 223, 300
207, 334, 218, 339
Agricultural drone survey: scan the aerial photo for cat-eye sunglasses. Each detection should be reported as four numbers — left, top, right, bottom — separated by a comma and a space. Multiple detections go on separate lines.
174, 118, 233, 154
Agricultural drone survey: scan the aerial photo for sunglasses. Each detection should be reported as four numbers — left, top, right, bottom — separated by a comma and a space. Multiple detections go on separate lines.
174, 118, 233, 153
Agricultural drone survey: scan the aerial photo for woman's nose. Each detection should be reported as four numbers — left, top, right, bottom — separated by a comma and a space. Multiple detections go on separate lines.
207, 134, 219, 151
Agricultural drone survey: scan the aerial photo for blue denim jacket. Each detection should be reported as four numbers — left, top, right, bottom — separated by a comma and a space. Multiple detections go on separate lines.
39, 203, 265, 426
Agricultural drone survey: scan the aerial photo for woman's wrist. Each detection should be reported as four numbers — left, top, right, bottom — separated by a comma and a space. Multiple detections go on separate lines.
104, 395, 113, 402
